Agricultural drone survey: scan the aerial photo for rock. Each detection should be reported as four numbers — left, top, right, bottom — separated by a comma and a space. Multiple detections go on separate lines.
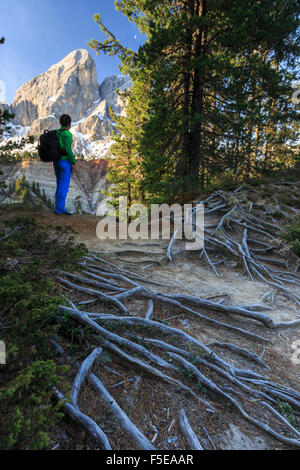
12, 49, 99, 134
96, 196, 114, 216
0, 103, 10, 112
223, 424, 265, 450
12, 100, 38, 127
5, 51, 132, 156
29, 116, 57, 137
72, 74, 132, 142
0, 52, 133, 213
76, 114, 114, 141
99, 74, 132, 116
0, 159, 109, 214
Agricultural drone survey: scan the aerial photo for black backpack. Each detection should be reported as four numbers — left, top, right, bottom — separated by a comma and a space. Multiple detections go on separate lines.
38, 129, 65, 162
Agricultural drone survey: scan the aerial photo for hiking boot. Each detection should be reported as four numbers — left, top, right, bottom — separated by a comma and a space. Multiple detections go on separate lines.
55, 210, 73, 216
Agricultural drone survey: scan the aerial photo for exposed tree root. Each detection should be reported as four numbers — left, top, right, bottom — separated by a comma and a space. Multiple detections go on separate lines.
51, 185, 300, 449
54, 388, 112, 450
168, 353, 300, 449
208, 342, 270, 370
167, 185, 300, 309
52, 342, 155, 450
178, 407, 203, 450
71, 347, 103, 408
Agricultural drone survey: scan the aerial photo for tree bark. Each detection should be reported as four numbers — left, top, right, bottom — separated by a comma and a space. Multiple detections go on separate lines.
189, 0, 207, 187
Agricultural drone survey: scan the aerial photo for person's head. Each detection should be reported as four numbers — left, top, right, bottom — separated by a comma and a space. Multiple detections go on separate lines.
59, 114, 72, 129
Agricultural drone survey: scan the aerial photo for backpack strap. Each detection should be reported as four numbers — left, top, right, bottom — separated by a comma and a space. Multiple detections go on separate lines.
56, 128, 68, 135
56, 128, 68, 156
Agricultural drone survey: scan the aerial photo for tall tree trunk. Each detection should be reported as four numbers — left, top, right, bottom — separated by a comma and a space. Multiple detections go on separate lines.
175, 0, 194, 184
189, 0, 207, 187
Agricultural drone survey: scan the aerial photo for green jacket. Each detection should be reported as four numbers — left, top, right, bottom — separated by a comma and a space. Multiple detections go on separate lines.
57, 127, 76, 165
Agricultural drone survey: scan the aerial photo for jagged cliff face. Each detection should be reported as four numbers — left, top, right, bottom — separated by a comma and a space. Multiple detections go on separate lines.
0, 49, 132, 213
12, 50, 99, 128
8, 49, 131, 158
0, 159, 109, 214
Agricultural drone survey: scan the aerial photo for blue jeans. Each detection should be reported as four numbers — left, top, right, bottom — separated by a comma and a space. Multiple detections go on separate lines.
53, 159, 72, 213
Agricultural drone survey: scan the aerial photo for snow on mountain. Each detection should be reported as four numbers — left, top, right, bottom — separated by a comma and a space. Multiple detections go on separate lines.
1, 49, 131, 160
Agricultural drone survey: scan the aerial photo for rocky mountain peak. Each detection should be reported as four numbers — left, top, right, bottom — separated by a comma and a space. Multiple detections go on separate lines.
12, 49, 99, 132
99, 74, 132, 115
7, 49, 132, 159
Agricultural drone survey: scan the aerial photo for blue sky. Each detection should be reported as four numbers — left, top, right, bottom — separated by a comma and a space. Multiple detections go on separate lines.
0, 0, 145, 104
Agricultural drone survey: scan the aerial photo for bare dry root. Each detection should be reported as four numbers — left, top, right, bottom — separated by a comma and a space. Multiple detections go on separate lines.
178, 407, 204, 450
54, 388, 112, 450
54, 245, 300, 450
167, 184, 300, 310
52, 342, 155, 450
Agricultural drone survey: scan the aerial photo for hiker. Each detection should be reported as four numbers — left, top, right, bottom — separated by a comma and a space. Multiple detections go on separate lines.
53, 114, 76, 215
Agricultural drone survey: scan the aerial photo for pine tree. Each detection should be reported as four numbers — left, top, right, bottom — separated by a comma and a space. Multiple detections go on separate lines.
0, 170, 5, 192
0, 109, 15, 139
89, 12, 151, 208
15, 176, 30, 203
36, 182, 41, 197
90, 1, 299, 204
136, 0, 299, 199
106, 83, 147, 209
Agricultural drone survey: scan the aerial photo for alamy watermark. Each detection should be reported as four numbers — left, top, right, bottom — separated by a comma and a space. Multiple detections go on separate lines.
96, 197, 204, 250
291, 340, 300, 365
0, 341, 6, 364
291, 80, 300, 105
